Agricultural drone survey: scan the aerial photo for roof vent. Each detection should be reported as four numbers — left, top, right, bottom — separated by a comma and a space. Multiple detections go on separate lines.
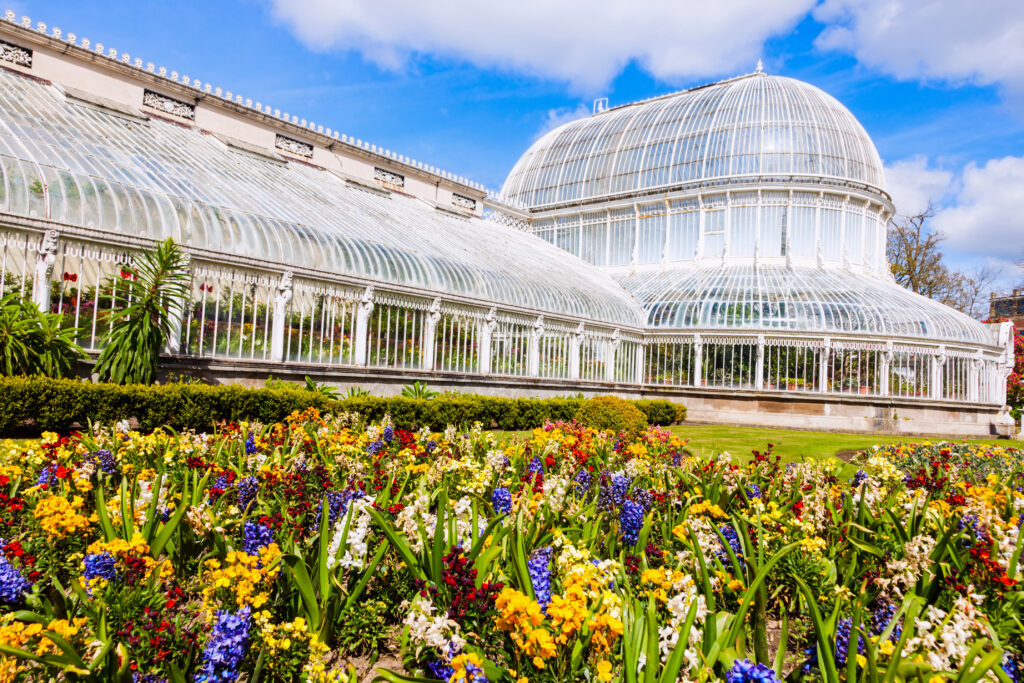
592, 97, 608, 115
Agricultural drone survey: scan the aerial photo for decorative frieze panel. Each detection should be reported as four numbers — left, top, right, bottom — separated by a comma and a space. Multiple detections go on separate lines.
142, 90, 195, 120
451, 193, 477, 211
0, 40, 31, 68
374, 167, 405, 190
275, 134, 313, 159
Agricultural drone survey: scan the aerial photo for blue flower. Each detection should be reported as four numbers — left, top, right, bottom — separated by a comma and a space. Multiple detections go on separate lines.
573, 469, 591, 498
491, 488, 512, 515
527, 456, 543, 476
84, 552, 117, 583
237, 476, 259, 511
528, 547, 553, 611
244, 433, 257, 455
726, 658, 779, 683
834, 618, 866, 668
849, 470, 868, 487
35, 464, 58, 488
0, 556, 31, 605
1003, 652, 1022, 683
620, 500, 644, 548
242, 519, 274, 556
426, 660, 454, 680
716, 524, 744, 564
383, 426, 394, 443
366, 440, 385, 456
746, 484, 762, 499
93, 449, 118, 475
194, 607, 252, 683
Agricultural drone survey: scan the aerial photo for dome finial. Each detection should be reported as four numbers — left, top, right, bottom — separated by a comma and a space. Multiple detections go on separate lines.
755, 59, 764, 74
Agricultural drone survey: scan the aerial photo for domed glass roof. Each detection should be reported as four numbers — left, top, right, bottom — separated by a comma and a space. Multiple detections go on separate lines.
615, 265, 990, 345
502, 73, 886, 208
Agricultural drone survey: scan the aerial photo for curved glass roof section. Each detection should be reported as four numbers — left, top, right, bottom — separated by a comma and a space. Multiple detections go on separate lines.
502, 73, 886, 208
0, 70, 644, 327
616, 265, 990, 345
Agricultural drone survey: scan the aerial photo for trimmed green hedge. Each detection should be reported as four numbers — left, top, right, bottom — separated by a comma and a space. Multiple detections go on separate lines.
0, 376, 685, 434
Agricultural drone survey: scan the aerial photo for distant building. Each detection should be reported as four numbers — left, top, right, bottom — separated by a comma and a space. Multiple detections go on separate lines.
990, 290, 1024, 330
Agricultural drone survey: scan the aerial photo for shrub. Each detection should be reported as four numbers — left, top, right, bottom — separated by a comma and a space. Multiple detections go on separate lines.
0, 376, 685, 435
575, 395, 648, 438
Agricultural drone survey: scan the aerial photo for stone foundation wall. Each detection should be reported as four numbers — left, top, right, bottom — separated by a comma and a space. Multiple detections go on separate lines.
159, 356, 1016, 439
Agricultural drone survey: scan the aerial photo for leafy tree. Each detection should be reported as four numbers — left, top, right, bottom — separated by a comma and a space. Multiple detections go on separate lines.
95, 238, 190, 385
0, 293, 84, 377
887, 207, 996, 318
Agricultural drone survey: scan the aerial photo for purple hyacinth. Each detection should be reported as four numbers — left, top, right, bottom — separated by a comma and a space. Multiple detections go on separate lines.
850, 470, 869, 487
242, 519, 274, 556
93, 449, 118, 475
1003, 652, 1022, 683
611, 475, 631, 506
746, 484, 762, 499
726, 659, 779, 683
383, 426, 394, 443
244, 433, 257, 455
834, 618, 866, 668
620, 500, 644, 548
83, 552, 117, 583
366, 440, 385, 456
716, 524, 744, 564
194, 606, 252, 683
528, 547, 553, 611
313, 489, 364, 532
527, 456, 543, 476
491, 488, 512, 515
573, 469, 591, 498
237, 476, 259, 511
0, 556, 30, 605
35, 464, 58, 488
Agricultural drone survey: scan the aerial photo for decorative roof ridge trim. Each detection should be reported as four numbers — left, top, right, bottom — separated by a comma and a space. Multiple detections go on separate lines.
0, 9, 489, 194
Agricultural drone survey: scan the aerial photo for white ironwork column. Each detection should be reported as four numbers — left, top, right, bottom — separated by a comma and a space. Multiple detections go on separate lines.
818, 337, 831, 393
880, 342, 893, 397
32, 229, 58, 311
269, 271, 293, 362
634, 342, 644, 384
930, 347, 945, 400
569, 322, 583, 380
754, 335, 765, 391
968, 352, 982, 403
479, 307, 496, 375
422, 298, 441, 371
164, 252, 191, 355
693, 334, 703, 387
605, 329, 620, 383
353, 285, 374, 366
528, 315, 544, 377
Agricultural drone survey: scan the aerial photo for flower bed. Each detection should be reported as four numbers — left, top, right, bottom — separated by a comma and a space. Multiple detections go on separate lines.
0, 413, 1020, 682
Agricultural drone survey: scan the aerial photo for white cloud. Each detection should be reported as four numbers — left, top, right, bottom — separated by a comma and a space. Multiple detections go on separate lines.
883, 156, 953, 217
267, 0, 814, 92
814, 0, 1024, 95
931, 156, 1024, 259
535, 103, 591, 139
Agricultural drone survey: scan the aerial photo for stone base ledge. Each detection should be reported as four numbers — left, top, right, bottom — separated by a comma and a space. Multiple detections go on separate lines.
157, 356, 1015, 439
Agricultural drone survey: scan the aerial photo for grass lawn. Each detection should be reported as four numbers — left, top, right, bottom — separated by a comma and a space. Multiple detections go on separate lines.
665, 424, 1004, 463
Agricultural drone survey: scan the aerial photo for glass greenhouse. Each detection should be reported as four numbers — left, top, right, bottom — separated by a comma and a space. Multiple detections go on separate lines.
0, 15, 1013, 418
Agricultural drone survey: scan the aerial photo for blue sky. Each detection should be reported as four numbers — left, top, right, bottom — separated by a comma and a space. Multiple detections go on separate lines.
19, 0, 1024, 287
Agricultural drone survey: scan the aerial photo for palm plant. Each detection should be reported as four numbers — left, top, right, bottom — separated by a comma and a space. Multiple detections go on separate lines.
0, 293, 84, 377
95, 238, 190, 385
401, 381, 437, 399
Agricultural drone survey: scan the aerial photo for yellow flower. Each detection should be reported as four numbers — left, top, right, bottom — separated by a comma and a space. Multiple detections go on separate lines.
596, 660, 614, 682
34, 495, 91, 539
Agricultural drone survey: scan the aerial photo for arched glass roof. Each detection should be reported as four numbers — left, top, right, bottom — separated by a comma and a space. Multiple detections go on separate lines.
502, 73, 886, 208
0, 69, 644, 327
617, 265, 991, 345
